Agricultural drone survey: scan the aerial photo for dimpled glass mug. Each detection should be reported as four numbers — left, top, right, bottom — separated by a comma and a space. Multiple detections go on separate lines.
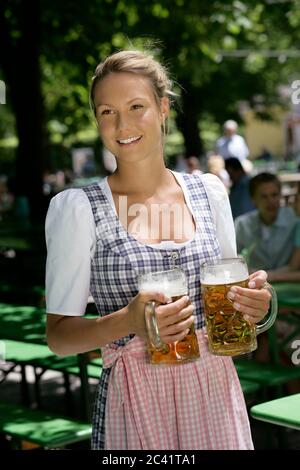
200, 257, 277, 356
138, 268, 200, 365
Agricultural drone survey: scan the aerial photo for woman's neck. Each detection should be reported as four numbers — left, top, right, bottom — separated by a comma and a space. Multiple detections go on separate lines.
108, 162, 172, 197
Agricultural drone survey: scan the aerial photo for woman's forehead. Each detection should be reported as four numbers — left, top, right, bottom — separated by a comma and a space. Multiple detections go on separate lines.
94, 72, 156, 105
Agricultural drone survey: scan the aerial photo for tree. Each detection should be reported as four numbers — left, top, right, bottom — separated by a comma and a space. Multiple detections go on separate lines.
1, 0, 300, 222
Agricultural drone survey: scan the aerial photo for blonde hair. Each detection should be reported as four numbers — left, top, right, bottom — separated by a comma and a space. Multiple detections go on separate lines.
90, 50, 176, 115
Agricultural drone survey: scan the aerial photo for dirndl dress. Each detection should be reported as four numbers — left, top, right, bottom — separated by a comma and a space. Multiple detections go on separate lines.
82, 173, 253, 450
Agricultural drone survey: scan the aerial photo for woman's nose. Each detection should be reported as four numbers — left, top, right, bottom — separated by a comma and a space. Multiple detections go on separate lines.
116, 112, 130, 131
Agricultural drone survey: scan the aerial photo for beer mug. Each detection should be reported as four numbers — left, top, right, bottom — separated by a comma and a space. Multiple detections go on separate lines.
138, 268, 200, 365
200, 257, 277, 356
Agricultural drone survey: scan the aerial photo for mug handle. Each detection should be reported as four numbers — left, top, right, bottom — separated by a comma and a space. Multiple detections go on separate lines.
256, 282, 278, 335
145, 301, 166, 350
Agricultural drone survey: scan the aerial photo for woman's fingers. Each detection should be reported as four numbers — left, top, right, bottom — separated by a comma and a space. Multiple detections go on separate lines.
227, 284, 271, 323
248, 270, 267, 288
232, 301, 266, 323
154, 296, 195, 341
228, 285, 271, 304
160, 315, 195, 343
156, 296, 192, 324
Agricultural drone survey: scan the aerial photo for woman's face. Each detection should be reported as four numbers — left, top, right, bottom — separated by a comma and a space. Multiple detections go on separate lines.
93, 72, 169, 164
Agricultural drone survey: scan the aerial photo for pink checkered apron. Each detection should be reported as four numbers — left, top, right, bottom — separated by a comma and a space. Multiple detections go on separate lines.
83, 172, 254, 449
102, 330, 253, 450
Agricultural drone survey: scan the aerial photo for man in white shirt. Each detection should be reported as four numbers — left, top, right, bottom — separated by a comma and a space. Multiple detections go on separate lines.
216, 120, 249, 162
235, 173, 299, 272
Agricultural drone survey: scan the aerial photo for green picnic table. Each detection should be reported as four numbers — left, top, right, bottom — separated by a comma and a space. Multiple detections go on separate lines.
250, 393, 300, 431
273, 282, 300, 310
0, 303, 99, 420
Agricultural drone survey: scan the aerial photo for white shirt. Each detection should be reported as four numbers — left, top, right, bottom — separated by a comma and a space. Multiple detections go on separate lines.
216, 134, 249, 161
45, 172, 237, 315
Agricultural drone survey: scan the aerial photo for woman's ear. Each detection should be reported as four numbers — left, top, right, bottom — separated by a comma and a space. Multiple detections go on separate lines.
160, 97, 170, 121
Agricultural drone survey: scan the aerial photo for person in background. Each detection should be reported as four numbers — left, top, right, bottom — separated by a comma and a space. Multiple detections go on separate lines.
45, 49, 272, 450
235, 173, 300, 275
215, 120, 249, 162
225, 157, 255, 219
267, 182, 300, 282
206, 153, 230, 189
294, 182, 300, 217
186, 155, 203, 176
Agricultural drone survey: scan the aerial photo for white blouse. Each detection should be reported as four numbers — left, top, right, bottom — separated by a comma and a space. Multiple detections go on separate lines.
45, 172, 237, 315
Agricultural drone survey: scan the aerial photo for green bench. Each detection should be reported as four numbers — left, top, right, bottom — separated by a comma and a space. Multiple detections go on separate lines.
1, 339, 102, 379
235, 360, 300, 392
1, 339, 102, 413
239, 378, 261, 396
0, 402, 92, 449
250, 393, 300, 431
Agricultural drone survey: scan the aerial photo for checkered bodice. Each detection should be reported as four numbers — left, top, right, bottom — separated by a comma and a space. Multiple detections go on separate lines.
83, 173, 221, 346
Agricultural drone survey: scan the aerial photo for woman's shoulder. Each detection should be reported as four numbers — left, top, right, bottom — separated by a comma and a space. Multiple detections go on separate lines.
46, 188, 93, 226
199, 173, 228, 201
48, 187, 91, 212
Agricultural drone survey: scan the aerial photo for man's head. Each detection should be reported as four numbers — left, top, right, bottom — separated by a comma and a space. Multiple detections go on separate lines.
225, 157, 245, 183
223, 119, 238, 137
186, 156, 201, 173
249, 173, 281, 224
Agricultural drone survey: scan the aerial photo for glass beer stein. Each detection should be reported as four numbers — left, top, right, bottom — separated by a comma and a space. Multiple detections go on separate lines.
138, 268, 200, 365
200, 257, 277, 356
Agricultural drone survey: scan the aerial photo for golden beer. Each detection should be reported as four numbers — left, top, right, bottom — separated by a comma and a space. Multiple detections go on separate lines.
201, 257, 278, 356
202, 279, 256, 356
139, 269, 200, 365
147, 294, 200, 365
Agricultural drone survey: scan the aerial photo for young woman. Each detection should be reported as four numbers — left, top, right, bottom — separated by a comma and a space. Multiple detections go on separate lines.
46, 50, 271, 450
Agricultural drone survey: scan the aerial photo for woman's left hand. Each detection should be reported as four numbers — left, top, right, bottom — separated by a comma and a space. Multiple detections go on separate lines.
227, 270, 272, 324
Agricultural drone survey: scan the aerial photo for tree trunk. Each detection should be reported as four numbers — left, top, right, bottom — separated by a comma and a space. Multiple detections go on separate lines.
176, 82, 203, 158
0, 0, 45, 222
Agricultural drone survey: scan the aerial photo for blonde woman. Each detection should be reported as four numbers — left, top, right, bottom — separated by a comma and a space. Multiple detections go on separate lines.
46, 50, 272, 450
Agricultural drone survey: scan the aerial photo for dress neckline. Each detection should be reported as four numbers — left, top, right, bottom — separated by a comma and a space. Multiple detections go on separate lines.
98, 170, 198, 250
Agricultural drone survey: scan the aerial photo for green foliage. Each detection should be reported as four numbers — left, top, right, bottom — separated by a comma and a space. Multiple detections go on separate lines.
1, 0, 300, 169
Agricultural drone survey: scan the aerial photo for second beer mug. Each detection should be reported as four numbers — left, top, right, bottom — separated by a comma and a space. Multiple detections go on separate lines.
200, 257, 277, 356
138, 268, 200, 365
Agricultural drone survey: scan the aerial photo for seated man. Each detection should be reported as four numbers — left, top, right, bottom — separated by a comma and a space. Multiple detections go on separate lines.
268, 212, 300, 282
235, 172, 300, 274
236, 173, 300, 371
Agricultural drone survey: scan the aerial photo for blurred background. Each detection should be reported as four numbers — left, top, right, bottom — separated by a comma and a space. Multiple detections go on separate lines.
1, 0, 300, 224
1, 0, 300, 450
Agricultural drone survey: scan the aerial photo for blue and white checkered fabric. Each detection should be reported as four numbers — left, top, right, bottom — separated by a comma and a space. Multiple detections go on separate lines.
83, 173, 221, 449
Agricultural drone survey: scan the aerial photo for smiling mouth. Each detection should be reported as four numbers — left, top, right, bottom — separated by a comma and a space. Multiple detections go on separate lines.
117, 136, 142, 146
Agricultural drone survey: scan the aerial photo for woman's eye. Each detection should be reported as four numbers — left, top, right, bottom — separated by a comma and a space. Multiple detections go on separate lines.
101, 109, 113, 116
131, 104, 143, 110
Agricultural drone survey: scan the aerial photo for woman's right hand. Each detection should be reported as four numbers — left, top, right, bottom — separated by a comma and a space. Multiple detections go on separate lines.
127, 292, 195, 343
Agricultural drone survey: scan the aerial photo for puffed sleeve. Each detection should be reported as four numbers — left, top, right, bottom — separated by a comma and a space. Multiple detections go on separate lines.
45, 188, 96, 315
201, 173, 237, 258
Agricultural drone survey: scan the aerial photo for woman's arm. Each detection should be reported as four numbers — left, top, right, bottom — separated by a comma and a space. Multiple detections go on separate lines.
46, 307, 129, 356
47, 291, 194, 356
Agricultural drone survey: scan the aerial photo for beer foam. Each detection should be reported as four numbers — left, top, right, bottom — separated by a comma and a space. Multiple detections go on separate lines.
202, 265, 248, 285
139, 280, 187, 297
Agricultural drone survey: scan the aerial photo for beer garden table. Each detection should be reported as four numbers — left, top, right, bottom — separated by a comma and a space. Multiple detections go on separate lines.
0, 303, 97, 420
250, 393, 300, 431
268, 283, 300, 363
